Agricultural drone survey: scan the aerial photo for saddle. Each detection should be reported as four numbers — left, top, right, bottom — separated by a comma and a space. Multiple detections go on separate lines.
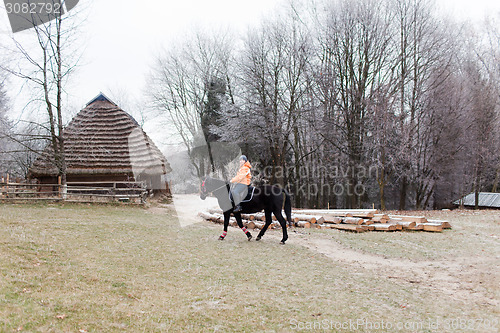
229, 186, 256, 203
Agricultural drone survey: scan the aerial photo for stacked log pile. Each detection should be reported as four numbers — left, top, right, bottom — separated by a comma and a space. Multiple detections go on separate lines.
199, 208, 452, 233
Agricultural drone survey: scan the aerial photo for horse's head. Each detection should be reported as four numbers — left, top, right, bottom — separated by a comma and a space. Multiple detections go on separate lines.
200, 177, 228, 200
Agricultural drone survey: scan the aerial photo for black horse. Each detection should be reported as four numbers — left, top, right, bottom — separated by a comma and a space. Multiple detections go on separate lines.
200, 177, 292, 244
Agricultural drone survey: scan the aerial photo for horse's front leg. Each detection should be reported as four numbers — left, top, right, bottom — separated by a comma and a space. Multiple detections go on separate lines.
219, 212, 231, 240
256, 209, 273, 241
234, 212, 252, 241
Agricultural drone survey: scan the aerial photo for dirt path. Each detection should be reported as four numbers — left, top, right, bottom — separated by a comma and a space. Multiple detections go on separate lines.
264, 231, 498, 309
150, 194, 219, 227
152, 201, 498, 310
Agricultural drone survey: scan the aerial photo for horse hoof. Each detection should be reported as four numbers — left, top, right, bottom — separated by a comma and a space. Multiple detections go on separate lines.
280, 241, 286, 245
256, 236, 261, 241
218, 236, 225, 241
247, 233, 252, 241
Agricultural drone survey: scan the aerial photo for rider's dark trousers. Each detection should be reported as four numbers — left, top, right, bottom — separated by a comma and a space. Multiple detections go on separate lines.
232, 183, 249, 206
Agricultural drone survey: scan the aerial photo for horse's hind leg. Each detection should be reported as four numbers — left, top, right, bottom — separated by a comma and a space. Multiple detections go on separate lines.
256, 210, 273, 241
235, 213, 252, 241
274, 209, 288, 244
219, 212, 230, 240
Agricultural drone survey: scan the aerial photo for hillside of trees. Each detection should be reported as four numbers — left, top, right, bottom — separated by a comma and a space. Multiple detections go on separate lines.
1, 0, 498, 210
149, 0, 500, 210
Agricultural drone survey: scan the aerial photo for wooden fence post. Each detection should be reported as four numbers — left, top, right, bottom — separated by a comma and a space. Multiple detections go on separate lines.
58, 176, 62, 198
5, 173, 9, 198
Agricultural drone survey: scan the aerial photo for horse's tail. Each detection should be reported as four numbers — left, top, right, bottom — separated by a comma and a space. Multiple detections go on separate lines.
283, 189, 292, 225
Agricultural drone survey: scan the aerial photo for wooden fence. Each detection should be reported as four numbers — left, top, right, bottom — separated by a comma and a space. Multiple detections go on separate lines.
0, 180, 148, 204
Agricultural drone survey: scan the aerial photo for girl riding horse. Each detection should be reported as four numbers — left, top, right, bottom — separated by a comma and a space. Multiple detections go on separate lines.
200, 175, 292, 244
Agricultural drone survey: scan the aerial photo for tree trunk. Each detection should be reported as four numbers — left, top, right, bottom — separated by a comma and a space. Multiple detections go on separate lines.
492, 166, 500, 192
399, 175, 407, 210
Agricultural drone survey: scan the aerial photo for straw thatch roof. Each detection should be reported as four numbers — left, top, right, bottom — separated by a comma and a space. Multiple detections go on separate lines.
29, 93, 171, 178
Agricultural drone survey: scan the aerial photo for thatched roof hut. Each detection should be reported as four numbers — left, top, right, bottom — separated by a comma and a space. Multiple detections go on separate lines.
29, 93, 171, 192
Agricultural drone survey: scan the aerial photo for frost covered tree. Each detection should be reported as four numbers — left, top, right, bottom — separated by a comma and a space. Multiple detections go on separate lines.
0, 3, 84, 185
149, 29, 236, 178
0, 80, 10, 173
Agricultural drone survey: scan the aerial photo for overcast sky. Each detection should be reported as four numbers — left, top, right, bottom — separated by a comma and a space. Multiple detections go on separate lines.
1, 0, 499, 147
77, 0, 500, 108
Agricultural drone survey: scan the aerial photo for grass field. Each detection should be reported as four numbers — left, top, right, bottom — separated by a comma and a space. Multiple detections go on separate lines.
0, 203, 498, 332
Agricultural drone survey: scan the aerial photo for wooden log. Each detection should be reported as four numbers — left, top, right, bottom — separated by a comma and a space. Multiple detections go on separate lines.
198, 212, 222, 223
427, 220, 452, 229
389, 215, 427, 223
404, 224, 424, 231
371, 214, 389, 223
361, 219, 373, 225
342, 217, 364, 225
330, 224, 366, 233
252, 213, 266, 221
420, 223, 443, 232
295, 221, 311, 228
323, 216, 343, 224
292, 214, 325, 224
360, 225, 375, 231
208, 208, 223, 214
396, 221, 416, 229
371, 223, 398, 231
345, 212, 375, 218
293, 209, 377, 216
254, 222, 265, 229
241, 214, 255, 221
246, 221, 256, 229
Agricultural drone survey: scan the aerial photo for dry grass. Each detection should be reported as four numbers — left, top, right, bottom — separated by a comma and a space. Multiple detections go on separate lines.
313, 210, 500, 260
0, 203, 498, 332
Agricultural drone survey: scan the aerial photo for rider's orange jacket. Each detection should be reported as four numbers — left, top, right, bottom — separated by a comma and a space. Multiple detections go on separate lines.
231, 161, 252, 185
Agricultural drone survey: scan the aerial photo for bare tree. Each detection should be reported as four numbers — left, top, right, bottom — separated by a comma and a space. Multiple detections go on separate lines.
0, 78, 11, 173
0, 1, 84, 185
481, 14, 500, 192
149, 29, 236, 178
389, 0, 455, 209
149, 0, 498, 209
314, 0, 394, 208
